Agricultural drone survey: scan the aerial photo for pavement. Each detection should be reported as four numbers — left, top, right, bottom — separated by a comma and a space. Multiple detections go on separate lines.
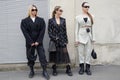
0, 65, 120, 80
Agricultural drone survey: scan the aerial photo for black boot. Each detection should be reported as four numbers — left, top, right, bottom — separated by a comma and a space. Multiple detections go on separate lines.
79, 63, 84, 75
66, 65, 73, 76
85, 64, 92, 75
52, 64, 58, 76
29, 66, 35, 78
42, 65, 50, 80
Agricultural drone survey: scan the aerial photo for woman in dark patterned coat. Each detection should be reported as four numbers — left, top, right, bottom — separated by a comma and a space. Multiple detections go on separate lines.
48, 6, 73, 76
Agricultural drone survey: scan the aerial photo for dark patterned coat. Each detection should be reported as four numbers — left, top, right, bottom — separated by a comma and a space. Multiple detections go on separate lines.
48, 17, 68, 47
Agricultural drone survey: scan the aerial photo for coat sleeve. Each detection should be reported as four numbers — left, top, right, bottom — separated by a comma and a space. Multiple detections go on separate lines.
48, 19, 56, 41
20, 19, 34, 45
75, 17, 80, 42
63, 19, 68, 44
91, 15, 96, 41
36, 19, 46, 43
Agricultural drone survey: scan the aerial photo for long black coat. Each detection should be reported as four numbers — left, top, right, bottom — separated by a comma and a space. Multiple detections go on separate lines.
48, 17, 68, 47
21, 16, 45, 46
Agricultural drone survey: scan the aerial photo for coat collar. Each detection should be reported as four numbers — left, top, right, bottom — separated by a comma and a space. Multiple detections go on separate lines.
28, 16, 38, 23
52, 17, 64, 26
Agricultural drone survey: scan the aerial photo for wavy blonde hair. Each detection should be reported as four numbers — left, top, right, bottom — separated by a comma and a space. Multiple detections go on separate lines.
28, 4, 38, 17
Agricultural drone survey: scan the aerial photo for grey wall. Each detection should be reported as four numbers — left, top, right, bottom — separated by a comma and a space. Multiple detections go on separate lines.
0, 0, 49, 64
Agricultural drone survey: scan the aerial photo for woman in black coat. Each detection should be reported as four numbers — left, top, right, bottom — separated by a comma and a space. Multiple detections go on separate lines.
48, 6, 73, 76
21, 5, 49, 80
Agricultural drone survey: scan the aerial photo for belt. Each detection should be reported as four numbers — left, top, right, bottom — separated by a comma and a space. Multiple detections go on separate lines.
81, 26, 92, 28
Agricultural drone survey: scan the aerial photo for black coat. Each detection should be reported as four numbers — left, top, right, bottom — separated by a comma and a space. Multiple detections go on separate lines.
21, 16, 46, 46
48, 17, 68, 47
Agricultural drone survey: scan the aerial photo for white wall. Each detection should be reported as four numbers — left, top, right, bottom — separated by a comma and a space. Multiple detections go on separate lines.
50, 0, 120, 65
75, 0, 120, 65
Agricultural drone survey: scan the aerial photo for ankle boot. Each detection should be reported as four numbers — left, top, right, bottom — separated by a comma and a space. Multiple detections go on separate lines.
42, 65, 50, 80
79, 63, 84, 75
66, 65, 73, 76
52, 64, 58, 76
85, 64, 92, 75
29, 66, 34, 78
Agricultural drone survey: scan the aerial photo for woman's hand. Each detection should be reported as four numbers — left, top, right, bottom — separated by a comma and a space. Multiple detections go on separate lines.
64, 43, 67, 45
35, 42, 39, 46
75, 41, 80, 47
31, 43, 35, 46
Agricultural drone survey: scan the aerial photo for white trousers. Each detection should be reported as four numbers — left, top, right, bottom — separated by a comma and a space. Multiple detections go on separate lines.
78, 39, 92, 64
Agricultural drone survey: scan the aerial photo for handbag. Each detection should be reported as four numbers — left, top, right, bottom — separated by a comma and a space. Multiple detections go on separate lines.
91, 49, 97, 59
48, 40, 56, 52
90, 25, 97, 59
27, 46, 37, 61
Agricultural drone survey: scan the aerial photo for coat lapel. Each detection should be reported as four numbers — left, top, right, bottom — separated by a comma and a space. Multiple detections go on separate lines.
28, 16, 38, 23
60, 17, 64, 25
52, 17, 57, 26
27, 17, 38, 29
52, 17, 64, 27
29, 17, 38, 25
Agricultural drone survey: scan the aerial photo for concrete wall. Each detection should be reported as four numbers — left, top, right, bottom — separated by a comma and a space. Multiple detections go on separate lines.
50, 0, 120, 65
0, 0, 120, 65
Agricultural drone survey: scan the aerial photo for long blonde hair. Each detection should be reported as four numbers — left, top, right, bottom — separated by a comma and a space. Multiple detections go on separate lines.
52, 6, 61, 18
28, 4, 38, 17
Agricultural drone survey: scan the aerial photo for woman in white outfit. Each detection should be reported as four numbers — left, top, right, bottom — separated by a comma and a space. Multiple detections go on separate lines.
75, 2, 95, 75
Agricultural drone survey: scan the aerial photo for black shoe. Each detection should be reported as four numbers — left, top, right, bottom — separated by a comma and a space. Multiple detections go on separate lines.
29, 71, 34, 78
79, 63, 84, 75
66, 65, 73, 76
29, 66, 34, 78
85, 64, 92, 75
52, 64, 58, 76
42, 65, 50, 80
43, 70, 50, 80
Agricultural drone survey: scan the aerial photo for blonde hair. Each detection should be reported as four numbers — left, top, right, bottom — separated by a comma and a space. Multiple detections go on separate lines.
28, 4, 38, 17
52, 6, 61, 18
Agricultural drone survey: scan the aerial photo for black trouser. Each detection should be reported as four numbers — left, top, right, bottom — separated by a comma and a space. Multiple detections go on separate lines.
26, 44, 47, 67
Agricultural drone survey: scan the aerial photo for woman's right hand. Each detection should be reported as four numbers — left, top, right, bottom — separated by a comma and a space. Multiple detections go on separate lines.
31, 43, 35, 46
75, 41, 80, 46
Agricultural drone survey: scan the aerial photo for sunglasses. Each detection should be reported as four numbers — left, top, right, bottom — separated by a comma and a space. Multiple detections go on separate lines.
59, 9, 63, 12
31, 9, 38, 11
83, 6, 90, 8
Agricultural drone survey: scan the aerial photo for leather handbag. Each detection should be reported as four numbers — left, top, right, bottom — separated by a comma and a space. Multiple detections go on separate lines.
27, 46, 37, 61
91, 49, 97, 59
48, 40, 56, 52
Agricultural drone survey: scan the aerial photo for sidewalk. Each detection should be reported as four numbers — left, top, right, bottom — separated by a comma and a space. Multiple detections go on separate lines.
0, 65, 120, 80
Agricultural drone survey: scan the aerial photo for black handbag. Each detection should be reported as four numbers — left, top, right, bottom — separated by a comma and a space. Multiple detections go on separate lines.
27, 46, 37, 61
86, 28, 90, 33
91, 49, 97, 59
90, 25, 97, 59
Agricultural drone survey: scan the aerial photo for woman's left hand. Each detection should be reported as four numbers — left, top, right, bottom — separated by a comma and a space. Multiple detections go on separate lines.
64, 43, 67, 45
35, 42, 39, 46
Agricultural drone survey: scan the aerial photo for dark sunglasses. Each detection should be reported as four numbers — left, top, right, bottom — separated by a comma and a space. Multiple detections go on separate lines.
83, 6, 90, 8
31, 9, 38, 11
59, 9, 63, 12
